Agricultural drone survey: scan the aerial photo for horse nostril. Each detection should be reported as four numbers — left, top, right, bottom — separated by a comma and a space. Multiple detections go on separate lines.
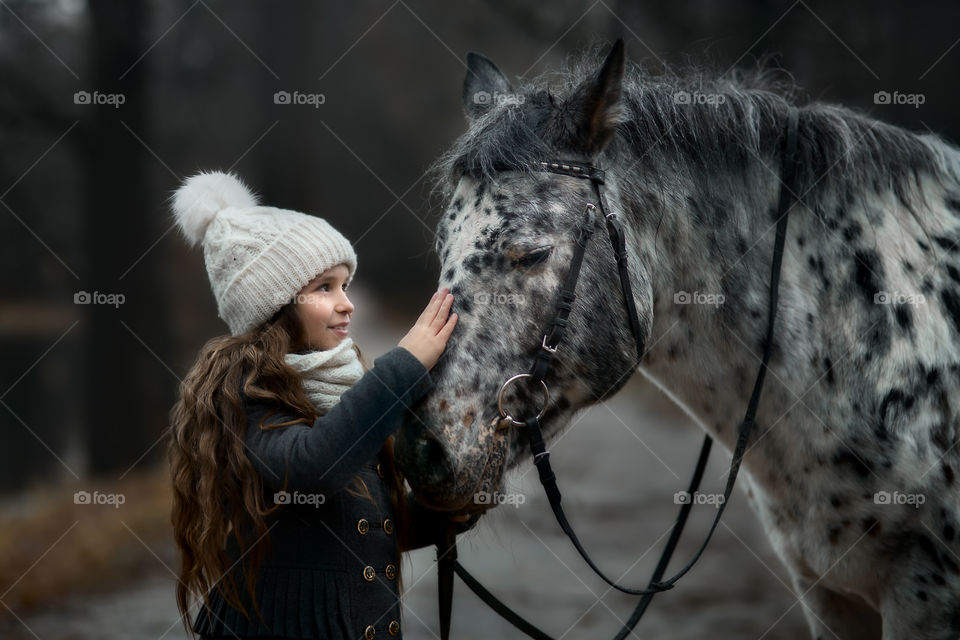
414, 433, 446, 467
397, 425, 447, 476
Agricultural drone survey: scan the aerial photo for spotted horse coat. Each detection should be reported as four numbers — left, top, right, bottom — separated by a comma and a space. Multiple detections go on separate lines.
395, 40, 960, 639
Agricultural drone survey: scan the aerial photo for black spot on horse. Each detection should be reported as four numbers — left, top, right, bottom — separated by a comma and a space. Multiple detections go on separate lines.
843, 221, 861, 242
452, 284, 473, 315
894, 304, 913, 333
494, 204, 517, 221
946, 196, 960, 219
932, 420, 954, 452
940, 289, 960, 335
853, 250, 885, 304
862, 315, 891, 359
832, 447, 873, 478
918, 534, 946, 573
464, 253, 483, 275
934, 236, 958, 252
948, 264, 960, 285
879, 389, 913, 434
444, 268, 455, 281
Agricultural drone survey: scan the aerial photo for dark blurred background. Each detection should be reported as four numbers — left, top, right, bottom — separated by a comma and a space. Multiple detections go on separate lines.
0, 1, 956, 638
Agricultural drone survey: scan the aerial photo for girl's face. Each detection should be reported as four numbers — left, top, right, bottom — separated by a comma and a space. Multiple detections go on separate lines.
293, 263, 354, 351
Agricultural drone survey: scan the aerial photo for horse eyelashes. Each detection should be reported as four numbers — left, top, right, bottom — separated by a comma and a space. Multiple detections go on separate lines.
514, 246, 553, 268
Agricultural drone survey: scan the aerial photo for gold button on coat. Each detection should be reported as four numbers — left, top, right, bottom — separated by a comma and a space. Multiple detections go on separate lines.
362, 565, 376, 581
388, 620, 400, 636
357, 518, 369, 534
376, 463, 385, 478
383, 518, 394, 534
385, 563, 397, 580
364, 624, 376, 639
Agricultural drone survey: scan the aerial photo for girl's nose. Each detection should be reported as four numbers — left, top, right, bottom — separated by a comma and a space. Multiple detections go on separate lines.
337, 293, 355, 313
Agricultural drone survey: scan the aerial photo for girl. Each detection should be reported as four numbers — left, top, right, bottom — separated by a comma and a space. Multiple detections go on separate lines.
167, 171, 478, 640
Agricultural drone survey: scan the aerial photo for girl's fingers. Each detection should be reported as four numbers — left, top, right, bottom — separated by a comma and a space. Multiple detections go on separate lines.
435, 294, 454, 325
429, 289, 449, 312
420, 291, 443, 322
441, 313, 458, 335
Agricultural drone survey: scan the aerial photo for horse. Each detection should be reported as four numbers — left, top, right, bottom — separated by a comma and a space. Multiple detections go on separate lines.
395, 39, 960, 638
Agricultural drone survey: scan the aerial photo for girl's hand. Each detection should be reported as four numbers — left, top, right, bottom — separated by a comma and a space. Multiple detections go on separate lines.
398, 287, 458, 371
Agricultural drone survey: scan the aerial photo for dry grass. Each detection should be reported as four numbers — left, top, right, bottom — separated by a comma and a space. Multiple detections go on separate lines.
0, 465, 174, 614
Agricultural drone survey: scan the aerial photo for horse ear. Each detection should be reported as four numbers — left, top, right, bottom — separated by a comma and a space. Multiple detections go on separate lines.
462, 51, 513, 122
558, 38, 626, 155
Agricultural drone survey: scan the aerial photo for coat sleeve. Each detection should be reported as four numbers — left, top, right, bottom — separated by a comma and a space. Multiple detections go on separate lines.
243, 346, 433, 495
400, 490, 482, 552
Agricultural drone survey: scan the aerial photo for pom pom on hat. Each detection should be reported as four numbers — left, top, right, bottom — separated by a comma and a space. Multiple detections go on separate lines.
171, 171, 259, 247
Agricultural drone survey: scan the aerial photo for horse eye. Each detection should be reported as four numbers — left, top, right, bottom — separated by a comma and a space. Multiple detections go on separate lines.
514, 246, 552, 268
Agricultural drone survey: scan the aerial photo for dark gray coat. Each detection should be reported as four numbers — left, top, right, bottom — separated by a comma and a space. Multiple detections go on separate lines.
193, 346, 476, 640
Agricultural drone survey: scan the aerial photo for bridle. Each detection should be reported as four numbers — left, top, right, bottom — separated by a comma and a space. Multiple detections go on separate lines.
436, 108, 800, 639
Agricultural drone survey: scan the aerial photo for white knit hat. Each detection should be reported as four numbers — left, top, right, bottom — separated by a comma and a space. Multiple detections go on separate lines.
170, 171, 357, 336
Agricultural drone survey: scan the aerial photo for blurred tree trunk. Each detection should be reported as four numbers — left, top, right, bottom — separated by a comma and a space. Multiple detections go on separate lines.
82, 0, 169, 475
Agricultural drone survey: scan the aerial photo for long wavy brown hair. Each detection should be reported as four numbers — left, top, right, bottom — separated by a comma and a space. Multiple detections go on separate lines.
168, 302, 411, 635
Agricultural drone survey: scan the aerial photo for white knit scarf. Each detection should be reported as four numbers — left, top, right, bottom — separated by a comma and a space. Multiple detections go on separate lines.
284, 338, 364, 415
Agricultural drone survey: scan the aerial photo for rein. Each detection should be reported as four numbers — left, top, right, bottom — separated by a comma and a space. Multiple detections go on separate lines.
436, 107, 800, 639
